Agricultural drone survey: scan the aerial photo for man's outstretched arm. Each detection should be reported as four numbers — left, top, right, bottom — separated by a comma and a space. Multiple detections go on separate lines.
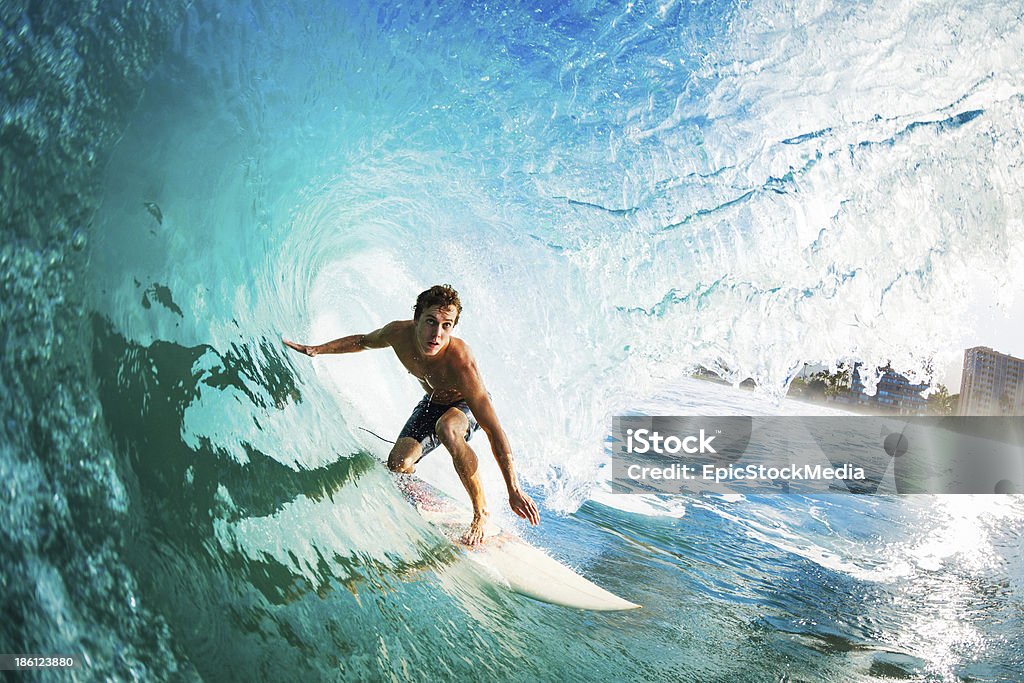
462, 377, 540, 525
283, 323, 393, 357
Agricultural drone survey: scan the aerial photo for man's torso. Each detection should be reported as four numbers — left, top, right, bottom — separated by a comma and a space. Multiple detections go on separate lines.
386, 320, 467, 403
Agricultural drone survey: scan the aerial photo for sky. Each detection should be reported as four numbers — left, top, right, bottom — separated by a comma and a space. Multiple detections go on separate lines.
937, 273, 1024, 392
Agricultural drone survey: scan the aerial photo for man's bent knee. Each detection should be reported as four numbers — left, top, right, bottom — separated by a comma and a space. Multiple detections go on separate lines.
435, 412, 469, 450
388, 455, 416, 473
388, 458, 414, 473
388, 438, 421, 473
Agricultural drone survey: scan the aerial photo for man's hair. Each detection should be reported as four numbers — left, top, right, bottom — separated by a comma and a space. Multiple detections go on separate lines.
413, 284, 462, 324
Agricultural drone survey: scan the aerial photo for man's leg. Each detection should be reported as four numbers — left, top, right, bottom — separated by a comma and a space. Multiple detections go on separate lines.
435, 408, 489, 545
388, 437, 422, 473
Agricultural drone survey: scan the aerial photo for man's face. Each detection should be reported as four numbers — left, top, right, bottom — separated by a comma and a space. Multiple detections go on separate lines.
414, 305, 458, 356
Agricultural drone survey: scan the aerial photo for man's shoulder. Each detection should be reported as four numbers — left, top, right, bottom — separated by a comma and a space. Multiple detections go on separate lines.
446, 337, 478, 371
381, 319, 413, 337
447, 335, 472, 354
445, 339, 486, 396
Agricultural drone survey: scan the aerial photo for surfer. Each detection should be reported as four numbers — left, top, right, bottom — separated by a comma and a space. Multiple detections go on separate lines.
283, 284, 540, 545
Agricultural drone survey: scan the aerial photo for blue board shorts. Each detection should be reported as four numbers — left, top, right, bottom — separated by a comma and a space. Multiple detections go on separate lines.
398, 395, 480, 461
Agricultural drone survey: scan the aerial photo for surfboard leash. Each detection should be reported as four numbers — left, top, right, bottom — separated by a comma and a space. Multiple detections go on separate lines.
358, 426, 396, 444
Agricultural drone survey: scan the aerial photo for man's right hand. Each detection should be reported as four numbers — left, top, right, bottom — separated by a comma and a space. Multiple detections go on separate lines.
509, 488, 540, 525
283, 339, 318, 356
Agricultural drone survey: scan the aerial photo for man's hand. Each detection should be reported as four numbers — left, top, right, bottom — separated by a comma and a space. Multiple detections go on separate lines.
283, 339, 318, 356
508, 489, 540, 525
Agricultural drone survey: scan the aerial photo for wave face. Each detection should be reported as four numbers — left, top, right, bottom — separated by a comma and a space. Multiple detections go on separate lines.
89, 0, 1024, 504
3, 0, 1024, 679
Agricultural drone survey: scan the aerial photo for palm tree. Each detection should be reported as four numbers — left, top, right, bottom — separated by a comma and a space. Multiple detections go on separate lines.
811, 364, 850, 399
928, 384, 953, 415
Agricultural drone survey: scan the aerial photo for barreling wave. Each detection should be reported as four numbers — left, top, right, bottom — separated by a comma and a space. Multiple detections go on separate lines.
4, 0, 1024, 678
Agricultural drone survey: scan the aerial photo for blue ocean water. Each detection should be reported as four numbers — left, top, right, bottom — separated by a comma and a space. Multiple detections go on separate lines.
3, 0, 1024, 680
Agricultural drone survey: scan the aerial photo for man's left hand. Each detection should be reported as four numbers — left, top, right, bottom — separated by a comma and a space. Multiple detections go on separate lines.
509, 489, 540, 525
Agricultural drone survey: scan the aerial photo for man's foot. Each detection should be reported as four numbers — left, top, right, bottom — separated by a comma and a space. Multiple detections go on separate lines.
462, 511, 489, 546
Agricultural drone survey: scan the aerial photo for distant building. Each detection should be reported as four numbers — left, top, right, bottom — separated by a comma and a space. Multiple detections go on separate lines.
850, 365, 929, 415
958, 346, 1024, 415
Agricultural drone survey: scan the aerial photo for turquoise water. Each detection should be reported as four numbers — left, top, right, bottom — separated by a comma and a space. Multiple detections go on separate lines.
3, 0, 1024, 680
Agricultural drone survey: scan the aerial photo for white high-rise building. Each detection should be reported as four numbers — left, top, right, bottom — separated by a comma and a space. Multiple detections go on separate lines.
958, 346, 1024, 415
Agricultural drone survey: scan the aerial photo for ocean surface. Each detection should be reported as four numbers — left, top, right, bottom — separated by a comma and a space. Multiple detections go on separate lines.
3, 0, 1024, 680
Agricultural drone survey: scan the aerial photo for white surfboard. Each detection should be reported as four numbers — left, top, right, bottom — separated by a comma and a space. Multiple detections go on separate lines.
395, 474, 640, 611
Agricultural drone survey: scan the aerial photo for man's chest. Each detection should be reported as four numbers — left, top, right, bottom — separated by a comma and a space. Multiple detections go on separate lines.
395, 352, 456, 389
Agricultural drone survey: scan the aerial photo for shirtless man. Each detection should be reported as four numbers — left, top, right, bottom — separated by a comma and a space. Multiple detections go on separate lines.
283, 284, 539, 544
